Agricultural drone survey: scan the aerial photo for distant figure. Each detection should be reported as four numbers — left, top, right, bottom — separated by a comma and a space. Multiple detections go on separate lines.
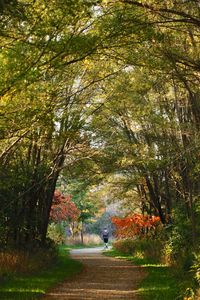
102, 227, 109, 249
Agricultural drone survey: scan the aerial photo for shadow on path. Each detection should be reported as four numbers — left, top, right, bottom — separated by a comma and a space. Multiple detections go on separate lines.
42, 247, 146, 300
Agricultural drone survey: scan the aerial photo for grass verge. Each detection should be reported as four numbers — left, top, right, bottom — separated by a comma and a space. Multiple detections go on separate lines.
0, 246, 82, 300
104, 249, 180, 300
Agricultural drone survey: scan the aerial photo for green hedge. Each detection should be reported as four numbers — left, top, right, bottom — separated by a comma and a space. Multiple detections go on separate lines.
113, 238, 162, 262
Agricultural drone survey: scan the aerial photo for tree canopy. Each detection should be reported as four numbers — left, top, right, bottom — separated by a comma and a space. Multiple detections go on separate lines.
0, 1, 200, 263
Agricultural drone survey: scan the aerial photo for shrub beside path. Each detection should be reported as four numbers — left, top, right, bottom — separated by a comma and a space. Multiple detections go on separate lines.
42, 247, 146, 300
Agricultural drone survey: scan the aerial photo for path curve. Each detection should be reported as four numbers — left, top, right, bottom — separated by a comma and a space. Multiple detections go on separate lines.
42, 247, 146, 300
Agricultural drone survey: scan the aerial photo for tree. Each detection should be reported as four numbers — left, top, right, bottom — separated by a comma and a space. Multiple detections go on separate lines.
0, 0, 106, 248
50, 190, 80, 223
67, 181, 100, 244
1, 0, 200, 263
85, 0, 200, 249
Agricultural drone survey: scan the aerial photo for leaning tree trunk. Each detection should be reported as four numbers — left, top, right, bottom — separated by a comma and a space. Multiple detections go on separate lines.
80, 221, 84, 244
145, 176, 166, 224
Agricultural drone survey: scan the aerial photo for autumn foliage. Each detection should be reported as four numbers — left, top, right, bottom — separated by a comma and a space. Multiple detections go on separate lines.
50, 190, 80, 223
112, 214, 161, 239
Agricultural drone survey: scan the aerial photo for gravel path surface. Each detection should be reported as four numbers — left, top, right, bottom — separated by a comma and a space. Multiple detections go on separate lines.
42, 247, 146, 300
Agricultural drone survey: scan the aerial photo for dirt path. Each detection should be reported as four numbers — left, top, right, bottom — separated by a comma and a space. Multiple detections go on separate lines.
42, 247, 146, 300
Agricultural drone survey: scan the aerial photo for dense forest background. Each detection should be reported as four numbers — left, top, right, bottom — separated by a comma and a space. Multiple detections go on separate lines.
0, 0, 200, 297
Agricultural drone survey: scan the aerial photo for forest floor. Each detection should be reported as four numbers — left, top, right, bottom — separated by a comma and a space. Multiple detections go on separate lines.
41, 247, 146, 300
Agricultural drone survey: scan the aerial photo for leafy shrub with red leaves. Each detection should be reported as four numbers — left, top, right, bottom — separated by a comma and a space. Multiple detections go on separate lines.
50, 190, 80, 223
112, 214, 161, 239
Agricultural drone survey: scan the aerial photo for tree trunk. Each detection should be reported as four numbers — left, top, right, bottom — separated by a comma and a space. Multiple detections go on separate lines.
80, 221, 84, 244
145, 176, 166, 224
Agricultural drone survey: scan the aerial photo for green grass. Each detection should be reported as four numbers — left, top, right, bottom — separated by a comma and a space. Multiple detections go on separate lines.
0, 246, 82, 300
104, 249, 180, 300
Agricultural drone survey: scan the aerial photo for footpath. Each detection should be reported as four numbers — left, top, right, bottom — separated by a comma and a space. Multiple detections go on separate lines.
42, 247, 146, 300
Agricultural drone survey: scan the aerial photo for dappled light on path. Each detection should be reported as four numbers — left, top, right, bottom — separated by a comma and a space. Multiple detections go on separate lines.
42, 248, 146, 300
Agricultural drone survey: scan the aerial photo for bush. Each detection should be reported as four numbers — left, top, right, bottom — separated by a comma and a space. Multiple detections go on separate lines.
189, 251, 200, 299
161, 221, 194, 272
162, 242, 194, 272
193, 252, 200, 285
113, 238, 162, 262
113, 239, 137, 255
47, 222, 66, 245
0, 245, 57, 278
66, 233, 102, 246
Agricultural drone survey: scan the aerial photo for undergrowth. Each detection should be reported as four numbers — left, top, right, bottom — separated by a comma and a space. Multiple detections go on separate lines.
0, 246, 82, 300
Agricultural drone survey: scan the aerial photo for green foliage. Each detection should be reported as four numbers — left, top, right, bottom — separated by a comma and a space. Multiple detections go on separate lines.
113, 238, 162, 262
162, 208, 194, 271
0, 0, 103, 250
68, 185, 98, 224
192, 252, 200, 286
47, 223, 66, 245
1, 5, 200, 300
113, 239, 137, 255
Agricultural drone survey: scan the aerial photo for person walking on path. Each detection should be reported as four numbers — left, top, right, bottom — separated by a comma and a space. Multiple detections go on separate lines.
101, 227, 109, 249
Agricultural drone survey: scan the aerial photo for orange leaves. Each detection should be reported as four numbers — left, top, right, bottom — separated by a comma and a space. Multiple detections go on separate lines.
112, 214, 161, 238
50, 190, 80, 223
